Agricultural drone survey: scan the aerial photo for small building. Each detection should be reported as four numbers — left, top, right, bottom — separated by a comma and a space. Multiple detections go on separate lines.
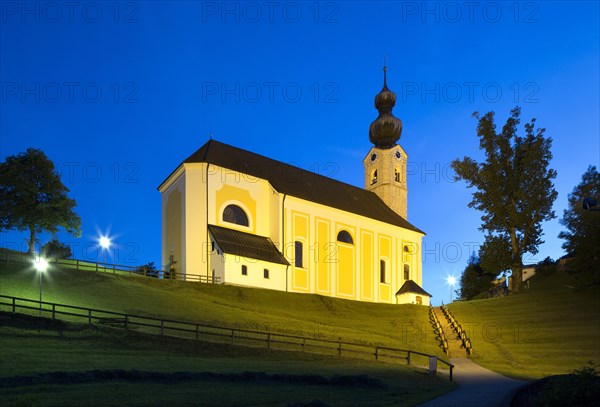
522, 264, 536, 282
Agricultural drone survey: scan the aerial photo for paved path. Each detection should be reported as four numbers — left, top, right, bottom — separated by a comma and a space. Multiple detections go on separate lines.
417, 358, 528, 407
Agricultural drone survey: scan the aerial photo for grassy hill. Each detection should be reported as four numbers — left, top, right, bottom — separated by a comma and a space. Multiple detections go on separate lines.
0, 313, 455, 406
448, 272, 600, 380
0, 258, 457, 406
2, 256, 598, 385
0, 260, 444, 357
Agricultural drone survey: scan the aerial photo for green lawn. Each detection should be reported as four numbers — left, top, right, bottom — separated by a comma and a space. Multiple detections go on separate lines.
2, 255, 597, 387
448, 272, 600, 380
0, 261, 446, 359
0, 313, 456, 406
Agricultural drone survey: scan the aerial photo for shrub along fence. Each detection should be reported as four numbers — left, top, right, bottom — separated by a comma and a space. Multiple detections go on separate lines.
0, 251, 218, 284
0, 294, 454, 381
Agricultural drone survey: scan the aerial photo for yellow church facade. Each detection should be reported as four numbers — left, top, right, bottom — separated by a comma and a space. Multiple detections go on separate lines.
158, 69, 431, 305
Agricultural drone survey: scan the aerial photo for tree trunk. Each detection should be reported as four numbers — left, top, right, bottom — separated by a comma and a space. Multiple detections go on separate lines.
28, 226, 36, 255
508, 228, 523, 293
511, 261, 523, 292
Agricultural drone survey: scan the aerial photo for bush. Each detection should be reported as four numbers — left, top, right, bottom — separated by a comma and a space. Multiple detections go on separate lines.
536, 362, 599, 406
41, 239, 72, 259
536, 256, 558, 277
136, 261, 160, 278
512, 362, 600, 407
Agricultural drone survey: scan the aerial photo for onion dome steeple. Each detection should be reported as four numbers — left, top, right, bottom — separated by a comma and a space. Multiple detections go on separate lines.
369, 66, 403, 149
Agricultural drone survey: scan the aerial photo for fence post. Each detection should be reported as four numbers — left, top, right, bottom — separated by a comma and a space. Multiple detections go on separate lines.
52, 304, 55, 320
12, 297, 16, 313
124, 315, 128, 331
196, 324, 199, 340
88, 309, 92, 325
374, 346, 379, 360
338, 337, 342, 357
407, 351, 411, 365
302, 337, 306, 352
76, 260, 79, 270
160, 320, 164, 336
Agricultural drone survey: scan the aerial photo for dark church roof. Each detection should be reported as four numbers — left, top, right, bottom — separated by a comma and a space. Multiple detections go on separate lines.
396, 280, 432, 297
208, 225, 289, 265
161, 140, 424, 234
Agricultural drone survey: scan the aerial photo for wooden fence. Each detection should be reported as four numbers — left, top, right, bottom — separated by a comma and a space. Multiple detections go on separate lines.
0, 294, 454, 381
0, 252, 219, 284
429, 305, 449, 355
441, 304, 472, 355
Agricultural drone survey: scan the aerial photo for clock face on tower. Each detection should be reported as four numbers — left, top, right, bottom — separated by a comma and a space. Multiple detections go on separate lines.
395, 151, 401, 160
370, 153, 377, 162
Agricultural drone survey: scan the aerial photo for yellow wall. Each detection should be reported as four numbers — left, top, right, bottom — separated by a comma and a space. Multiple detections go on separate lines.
336, 224, 355, 299
360, 230, 373, 301
291, 211, 310, 292
223, 255, 287, 291
315, 218, 330, 295
161, 171, 185, 275
283, 196, 424, 304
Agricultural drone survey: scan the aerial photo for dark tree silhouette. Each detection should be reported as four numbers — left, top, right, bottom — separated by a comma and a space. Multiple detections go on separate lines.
0, 148, 81, 254
559, 166, 600, 286
452, 107, 557, 292
457, 252, 495, 300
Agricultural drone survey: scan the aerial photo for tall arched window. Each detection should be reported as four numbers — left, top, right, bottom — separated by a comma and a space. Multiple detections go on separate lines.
222, 204, 249, 227
394, 168, 401, 182
294, 241, 303, 268
380, 259, 387, 283
337, 230, 353, 244
404, 264, 410, 280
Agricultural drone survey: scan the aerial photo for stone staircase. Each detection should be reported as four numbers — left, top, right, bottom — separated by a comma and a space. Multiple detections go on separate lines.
434, 307, 468, 358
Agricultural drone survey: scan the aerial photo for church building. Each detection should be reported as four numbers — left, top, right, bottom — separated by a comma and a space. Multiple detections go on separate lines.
158, 68, 431, 305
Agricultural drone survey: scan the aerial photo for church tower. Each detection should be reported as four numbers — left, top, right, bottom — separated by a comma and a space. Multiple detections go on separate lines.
364, 66, 408, 219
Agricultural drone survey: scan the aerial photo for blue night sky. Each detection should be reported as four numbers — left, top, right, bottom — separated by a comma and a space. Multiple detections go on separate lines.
1, 1, 598, 305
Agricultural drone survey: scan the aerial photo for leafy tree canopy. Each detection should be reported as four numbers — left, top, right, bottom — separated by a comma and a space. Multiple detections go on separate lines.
0, 148, 81, 254
558, 166, 600, 286
451, 107, 557, 292
457, 252, 496, 300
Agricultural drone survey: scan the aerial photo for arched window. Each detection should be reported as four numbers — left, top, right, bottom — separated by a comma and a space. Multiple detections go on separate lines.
294, 241, 303, 268
371, 170, 378, 185
380, 259, 387, 283
394, 168, 401, 182
337, 230, 353, 244
222, 204, 249, 227
404, 264, 410, 280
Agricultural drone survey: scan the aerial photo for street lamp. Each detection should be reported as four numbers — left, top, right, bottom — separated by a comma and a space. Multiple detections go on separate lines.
447, 275, 457, 303
33, 257, 49, 316
99, 236, 111, 270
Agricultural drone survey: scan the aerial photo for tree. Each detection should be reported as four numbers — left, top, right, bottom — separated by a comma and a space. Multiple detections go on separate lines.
0, 148, 81, 254
457, 252, 495, 300
451, 107, 557, 292
558, 166, 600, 286
42, 238, 73, 259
